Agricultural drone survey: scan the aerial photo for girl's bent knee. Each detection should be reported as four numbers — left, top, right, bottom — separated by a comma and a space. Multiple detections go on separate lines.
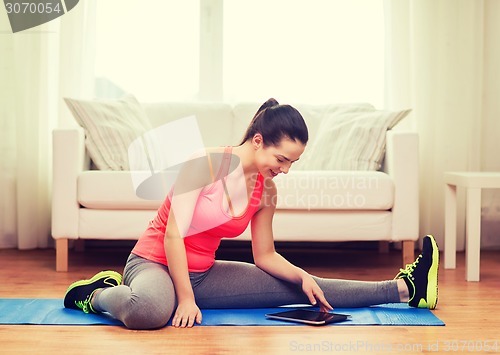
122, 307, 173, 330
120, 294, 175, 330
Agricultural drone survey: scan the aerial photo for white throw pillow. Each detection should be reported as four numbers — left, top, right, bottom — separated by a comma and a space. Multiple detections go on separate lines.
64, 95, 153, 170
298, 108, 411, 171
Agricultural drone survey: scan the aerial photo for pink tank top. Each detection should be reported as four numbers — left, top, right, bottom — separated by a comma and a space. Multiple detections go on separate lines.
132, 146, 264, 272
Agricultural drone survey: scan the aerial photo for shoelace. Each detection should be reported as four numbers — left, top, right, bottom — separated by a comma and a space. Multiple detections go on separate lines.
398, 253, 423, 279
75, 300, 90, 313
74, 294, 93, 314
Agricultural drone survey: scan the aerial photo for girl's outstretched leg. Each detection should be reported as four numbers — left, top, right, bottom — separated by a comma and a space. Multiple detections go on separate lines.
192, 260, 401, 309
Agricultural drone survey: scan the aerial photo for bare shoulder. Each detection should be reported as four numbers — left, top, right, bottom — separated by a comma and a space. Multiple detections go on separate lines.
173, 148, 217, 193
204, 146, 226, 175
205, 146, 241, 178
205, 146, 225, 155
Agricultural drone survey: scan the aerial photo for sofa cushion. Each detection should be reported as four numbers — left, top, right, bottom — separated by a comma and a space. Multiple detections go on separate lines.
238, 210, 393, 241
64, 95, 153, 171
273, 171, 394, 210
79, 209, 156, 239
78, 171, 162, 209
298, 108, 411, 171
78, 170, 393, 211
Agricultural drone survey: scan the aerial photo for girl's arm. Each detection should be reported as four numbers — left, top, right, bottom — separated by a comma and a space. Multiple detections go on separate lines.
250, 180, 333, 312
164, 152, 212, 328
164, 211, 201, 328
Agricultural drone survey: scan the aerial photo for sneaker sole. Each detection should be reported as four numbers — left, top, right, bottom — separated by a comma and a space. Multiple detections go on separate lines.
66, 270, 122, 290
64, 270, 122, 309
426, 235, 439, 309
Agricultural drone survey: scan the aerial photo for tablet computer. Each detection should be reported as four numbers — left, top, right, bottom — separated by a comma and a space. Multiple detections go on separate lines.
265, 309, 351, 326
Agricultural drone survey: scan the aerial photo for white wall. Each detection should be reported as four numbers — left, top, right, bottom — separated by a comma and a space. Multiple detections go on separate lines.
480, 0, 500, 249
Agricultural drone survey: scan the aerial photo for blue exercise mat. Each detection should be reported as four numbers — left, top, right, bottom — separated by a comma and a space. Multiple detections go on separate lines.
0, 299, 444, 326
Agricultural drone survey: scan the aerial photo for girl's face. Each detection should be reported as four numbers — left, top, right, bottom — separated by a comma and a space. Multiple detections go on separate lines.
253, 134, 305, 179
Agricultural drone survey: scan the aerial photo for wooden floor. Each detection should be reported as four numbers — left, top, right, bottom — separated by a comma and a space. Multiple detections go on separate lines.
1, 244, 499, 354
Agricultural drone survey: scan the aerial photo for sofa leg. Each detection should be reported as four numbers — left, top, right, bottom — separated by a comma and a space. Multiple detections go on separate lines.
402, 241, 415, 267
56, 238, 69, 272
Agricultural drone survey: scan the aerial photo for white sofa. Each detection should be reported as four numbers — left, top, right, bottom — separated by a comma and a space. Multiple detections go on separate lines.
52, 101, 419, 271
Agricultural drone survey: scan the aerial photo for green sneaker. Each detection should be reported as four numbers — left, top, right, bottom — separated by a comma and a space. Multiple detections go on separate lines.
64, 270, 122, 313
395, 235, 439, 309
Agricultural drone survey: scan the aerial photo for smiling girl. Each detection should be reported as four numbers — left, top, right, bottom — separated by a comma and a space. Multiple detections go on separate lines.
64, 98, 439, 329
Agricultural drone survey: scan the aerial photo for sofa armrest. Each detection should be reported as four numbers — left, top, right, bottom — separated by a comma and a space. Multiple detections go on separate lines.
51, 127, 87, 240
384, 131, 419, 241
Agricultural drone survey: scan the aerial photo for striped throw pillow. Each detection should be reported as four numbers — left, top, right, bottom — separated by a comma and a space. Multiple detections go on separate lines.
299, 108, 411, 171
64, 95, 153, 170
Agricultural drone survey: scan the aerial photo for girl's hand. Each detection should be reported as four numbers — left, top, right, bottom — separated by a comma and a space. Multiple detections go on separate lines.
301, 274, 333, 313
172, 300, 202, 328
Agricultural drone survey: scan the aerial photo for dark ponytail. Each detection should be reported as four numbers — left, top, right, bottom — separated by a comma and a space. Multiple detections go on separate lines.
239, 98, 308, 146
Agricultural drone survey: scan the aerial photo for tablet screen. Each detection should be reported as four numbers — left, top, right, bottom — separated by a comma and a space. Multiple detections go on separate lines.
265, 309, 350, 325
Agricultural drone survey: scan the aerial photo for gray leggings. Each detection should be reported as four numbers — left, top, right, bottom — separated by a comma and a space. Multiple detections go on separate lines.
93, 253, 400, 329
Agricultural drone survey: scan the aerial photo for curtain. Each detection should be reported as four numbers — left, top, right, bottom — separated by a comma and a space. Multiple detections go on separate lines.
0, 1, 96, 249
384, 0, 487, 249
2, 0, 495, 251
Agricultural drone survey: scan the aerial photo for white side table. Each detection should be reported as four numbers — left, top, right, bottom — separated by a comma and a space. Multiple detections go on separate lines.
444, 172, 500, 281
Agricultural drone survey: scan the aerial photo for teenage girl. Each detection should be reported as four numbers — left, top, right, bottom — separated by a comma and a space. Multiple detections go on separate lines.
64, 98, 439, 329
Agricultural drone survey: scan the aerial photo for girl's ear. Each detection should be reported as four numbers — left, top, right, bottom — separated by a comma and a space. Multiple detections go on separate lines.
252, 133, 263, 149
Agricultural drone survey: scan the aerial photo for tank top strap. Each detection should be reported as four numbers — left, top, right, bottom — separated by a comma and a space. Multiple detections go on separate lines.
219, 146, 235, 216
219, 146, 233, 180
